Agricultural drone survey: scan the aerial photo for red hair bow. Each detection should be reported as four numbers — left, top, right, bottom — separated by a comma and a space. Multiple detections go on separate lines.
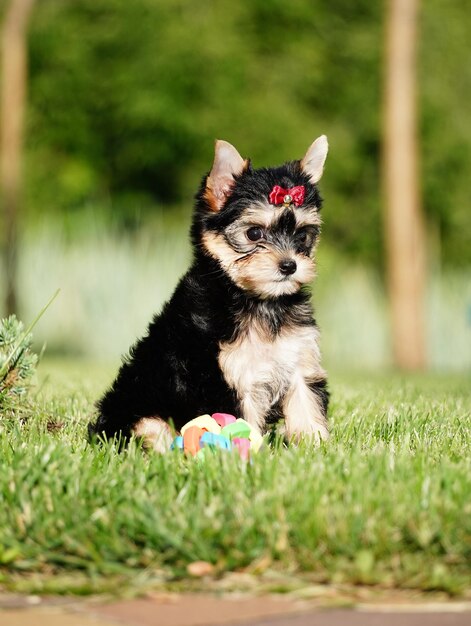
269, 185, 305, 207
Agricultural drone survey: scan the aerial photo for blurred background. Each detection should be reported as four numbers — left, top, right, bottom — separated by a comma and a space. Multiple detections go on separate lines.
0, 0, 470, 371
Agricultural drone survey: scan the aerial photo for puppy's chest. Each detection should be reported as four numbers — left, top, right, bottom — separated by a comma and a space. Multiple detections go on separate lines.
218, 321, 321, 404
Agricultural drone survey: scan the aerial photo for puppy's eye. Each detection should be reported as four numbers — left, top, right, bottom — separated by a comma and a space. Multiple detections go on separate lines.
298, 230, 308, 244
297, 226, 319, 247
246, 226, 265, 242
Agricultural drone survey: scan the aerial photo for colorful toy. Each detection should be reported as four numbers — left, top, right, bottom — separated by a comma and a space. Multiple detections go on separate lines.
170, 413, 263, 460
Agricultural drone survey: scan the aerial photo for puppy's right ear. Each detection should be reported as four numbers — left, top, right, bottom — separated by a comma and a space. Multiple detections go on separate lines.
301, 135, 328, 184
205, 140, 248, 211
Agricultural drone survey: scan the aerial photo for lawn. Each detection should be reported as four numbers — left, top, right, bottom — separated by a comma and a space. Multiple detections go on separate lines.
0, 359, 470, 597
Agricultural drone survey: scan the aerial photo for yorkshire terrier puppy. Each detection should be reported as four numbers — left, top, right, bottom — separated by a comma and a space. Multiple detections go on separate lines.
89, 137, 330, 451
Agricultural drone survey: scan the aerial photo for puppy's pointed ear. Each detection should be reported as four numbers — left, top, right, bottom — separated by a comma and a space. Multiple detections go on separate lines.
205, 140, 248, 211
301, 135, 328, 184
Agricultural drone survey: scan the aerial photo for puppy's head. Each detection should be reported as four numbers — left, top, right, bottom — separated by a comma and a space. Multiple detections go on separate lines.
192, 137, 328, 299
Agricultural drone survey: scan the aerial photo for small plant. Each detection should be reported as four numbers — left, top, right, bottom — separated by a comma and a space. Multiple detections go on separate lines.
0, 315, 39, 403
0, 290, 59, 410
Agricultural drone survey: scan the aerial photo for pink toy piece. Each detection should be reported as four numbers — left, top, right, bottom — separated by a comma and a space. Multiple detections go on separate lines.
212, 413, 237, 427
232, 437, 251, 460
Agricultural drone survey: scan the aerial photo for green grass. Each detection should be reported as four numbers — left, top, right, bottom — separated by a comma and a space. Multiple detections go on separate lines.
0, 360, 470, 597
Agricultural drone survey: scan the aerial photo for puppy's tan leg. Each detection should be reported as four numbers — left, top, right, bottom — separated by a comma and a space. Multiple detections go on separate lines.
283, 375, 329, 444
132, 417, 173, 453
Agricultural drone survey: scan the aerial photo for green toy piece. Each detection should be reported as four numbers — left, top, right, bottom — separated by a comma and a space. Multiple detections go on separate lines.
221, 418, 251, 440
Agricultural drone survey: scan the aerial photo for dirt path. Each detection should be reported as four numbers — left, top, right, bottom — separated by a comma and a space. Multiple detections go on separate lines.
1, 593, 471, 626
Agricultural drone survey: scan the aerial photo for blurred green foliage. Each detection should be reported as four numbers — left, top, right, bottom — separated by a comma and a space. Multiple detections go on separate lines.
23, 0, 470, 265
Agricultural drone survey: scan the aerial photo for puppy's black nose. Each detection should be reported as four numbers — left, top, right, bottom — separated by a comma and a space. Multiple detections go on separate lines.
279, 259, 297, 275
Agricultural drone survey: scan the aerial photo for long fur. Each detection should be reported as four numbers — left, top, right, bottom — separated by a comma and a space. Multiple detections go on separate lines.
89, 149, 329, 447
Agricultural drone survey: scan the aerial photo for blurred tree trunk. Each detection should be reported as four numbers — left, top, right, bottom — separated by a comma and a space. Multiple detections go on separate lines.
383, 0, 426, 370
1, 0, 36, 316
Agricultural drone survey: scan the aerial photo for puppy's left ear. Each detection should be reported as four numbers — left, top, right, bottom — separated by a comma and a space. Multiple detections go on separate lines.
205, 140, 248, 211
301, 135, 328, 184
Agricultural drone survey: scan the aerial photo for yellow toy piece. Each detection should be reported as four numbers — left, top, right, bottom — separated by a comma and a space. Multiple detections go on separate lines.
180, 414, 222, 436
248, 427, 264, 452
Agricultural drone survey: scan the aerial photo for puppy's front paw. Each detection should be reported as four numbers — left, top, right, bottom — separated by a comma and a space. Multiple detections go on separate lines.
285, 421, 329, 446
283, 387, 329, 445
132, 417, 174, 453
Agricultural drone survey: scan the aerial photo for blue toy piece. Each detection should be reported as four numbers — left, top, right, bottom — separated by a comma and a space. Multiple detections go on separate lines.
170, 436, 184, 450
199, 431, 232, 451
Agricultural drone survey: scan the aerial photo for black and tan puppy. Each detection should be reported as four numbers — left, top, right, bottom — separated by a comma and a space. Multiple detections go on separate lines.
89, 137, 330, 451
